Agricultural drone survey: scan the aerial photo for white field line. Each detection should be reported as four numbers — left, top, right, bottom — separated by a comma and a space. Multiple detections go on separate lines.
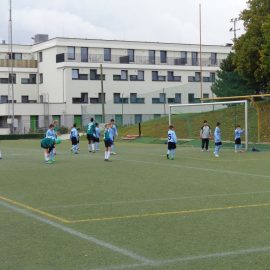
0, 200, 154, 265
41, 190, 270, 209
114, 157, 270, 179
89, 246, 270, 270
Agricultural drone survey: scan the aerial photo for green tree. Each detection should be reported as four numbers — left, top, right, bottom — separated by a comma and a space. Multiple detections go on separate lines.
234, 0, 270, 91
211, 53, 254, 97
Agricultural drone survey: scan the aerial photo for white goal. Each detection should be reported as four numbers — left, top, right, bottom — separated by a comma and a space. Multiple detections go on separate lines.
168, 100, 248, 151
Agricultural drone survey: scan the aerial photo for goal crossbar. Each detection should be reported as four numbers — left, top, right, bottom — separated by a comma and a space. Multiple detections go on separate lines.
169, 100, 248, 150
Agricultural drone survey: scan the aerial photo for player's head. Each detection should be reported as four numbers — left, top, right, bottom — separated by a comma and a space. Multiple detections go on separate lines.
95, 122, 99, 127
90, 117, 94, 122
216, 122, 220, 126
203, 120, 207, 125
73, 123, 77, 128
49, 124, 54, 129
169, 125, 174, 130
110, 119, 115, 123
236, 124, 240, 128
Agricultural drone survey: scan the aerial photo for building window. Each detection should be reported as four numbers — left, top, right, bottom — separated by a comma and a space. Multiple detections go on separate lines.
81, 47, 88, 62
113, 93, 128, 104
180, 51, 187, 64
135, 114, 142, 124
152, 71, 166, 81
137, 70, 144, 81
152, 93, 166, 104
210, 53, 217, 65
72, 69, 79, 79
81, 93, 88, 103
9, 53, 22, 60
39, 73, 43, 84
192, 52, 198, 66
128, 49, 134, 62
121, 70, 128, 80
21, 96, 29, 103
195, 72, 201, 82
160, 50, 167, 63
104, 48, 111, 61
210, 72, 216, 82
130, 93, 144, 104
39, 52, 43, 62
21, 74, 36, 84
68, 47, 75, 60
0, 95, 8, 103
90, 93, 105, 104
9, 73, 16, 84
168, 71, 181, 82
0, 78, 9, 84
203, 93, 209, 99
168, 93, 181, 104
149, 50, 155, 64
188, 93, 195, 103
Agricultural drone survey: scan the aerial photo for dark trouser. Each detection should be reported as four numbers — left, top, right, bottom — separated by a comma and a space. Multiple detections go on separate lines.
201, 138, 209, 150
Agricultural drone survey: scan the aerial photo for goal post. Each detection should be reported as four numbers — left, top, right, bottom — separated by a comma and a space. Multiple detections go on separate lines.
168, 100, 248, 151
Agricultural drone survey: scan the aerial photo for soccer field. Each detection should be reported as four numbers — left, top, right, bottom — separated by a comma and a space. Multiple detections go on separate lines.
1, 139, 270, 270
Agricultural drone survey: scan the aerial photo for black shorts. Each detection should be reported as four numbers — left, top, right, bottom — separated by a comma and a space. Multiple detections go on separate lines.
41, 143, 54, 153
71, 137, 78, 145
87, 134, 95, 142
168, 142, 176, 150
215, 141, 222, 146
235, 138, 241, 145
104, 139, 113, 148
95, 138, 100, 143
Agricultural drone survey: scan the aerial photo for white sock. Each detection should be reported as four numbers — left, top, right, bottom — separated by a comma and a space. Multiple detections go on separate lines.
105, 151, 108, 159
44, 153, 49, 161
107, 151, 111, 159
91, 143, 95, 151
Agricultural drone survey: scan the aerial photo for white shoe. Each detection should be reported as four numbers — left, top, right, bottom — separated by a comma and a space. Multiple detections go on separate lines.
215, 154, 219, 157
111, 152, 116, 155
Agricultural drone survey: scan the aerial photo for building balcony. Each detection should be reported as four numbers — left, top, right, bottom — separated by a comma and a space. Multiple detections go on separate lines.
0, 59, 37, 68
56, 53, 223, 67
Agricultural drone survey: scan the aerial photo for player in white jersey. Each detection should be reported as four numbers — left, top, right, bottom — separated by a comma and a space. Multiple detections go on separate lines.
110, 119, 118, 154
70, 123, 79, 154
200, 120, 211, 151
167, 125, 177, 160
234, 125, 244, 153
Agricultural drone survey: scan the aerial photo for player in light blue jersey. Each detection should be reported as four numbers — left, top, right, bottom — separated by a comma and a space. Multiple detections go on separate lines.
87, 117, 96, 153
104, 123, 113, 161
95, 123, 101, 151
70, 123, 79, 154
234, 125, 244, 153
167, 125, 177, 160
214, 122, 222, 157
45, 124, 56, 162
110, 119, 118, 154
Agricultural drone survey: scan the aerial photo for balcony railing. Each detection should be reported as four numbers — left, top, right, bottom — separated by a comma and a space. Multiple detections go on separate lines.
0, 59, 37, 68
56, 53, 223, 67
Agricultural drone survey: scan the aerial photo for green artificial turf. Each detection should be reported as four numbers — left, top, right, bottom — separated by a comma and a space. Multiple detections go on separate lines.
1, 139, 270, 270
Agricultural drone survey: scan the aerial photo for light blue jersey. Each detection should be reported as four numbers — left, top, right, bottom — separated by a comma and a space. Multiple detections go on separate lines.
95, 127, 101, 138
70, 127, 79, 140
111, 124, 118, 137
234, 128, 244, 140
46, 129, 56, 140
214, 126, 221, 143
108, 128, 114, 141
168, 130, 177, 143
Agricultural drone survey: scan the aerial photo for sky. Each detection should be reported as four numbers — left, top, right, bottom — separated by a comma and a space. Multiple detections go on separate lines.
0, 0, 248, 45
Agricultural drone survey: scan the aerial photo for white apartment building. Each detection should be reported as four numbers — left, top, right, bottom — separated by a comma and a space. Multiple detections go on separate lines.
0, 35, 231, 134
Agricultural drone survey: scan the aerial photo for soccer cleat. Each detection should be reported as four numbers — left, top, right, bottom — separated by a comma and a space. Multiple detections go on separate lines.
111, 152, 116, 155
215, 154, 219, 157
51, 159, 56, 162
46, 160, 53, 164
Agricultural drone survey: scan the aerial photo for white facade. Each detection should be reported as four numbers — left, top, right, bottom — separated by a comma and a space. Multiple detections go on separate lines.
0, 37, 231, 133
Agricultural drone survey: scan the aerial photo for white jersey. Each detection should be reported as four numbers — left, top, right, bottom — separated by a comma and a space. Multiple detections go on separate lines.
168, 130, 177, 143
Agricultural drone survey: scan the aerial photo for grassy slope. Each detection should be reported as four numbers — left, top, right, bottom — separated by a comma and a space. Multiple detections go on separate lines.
118, 105, 264, 143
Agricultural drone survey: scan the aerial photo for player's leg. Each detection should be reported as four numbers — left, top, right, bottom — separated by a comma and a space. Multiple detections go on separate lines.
205, 139, 209, 151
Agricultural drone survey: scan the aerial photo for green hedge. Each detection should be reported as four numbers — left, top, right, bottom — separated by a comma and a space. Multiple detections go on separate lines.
0, 134, 44, 140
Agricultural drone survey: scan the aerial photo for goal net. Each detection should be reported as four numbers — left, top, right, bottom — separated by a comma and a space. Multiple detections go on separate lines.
169, 100, 248, 150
